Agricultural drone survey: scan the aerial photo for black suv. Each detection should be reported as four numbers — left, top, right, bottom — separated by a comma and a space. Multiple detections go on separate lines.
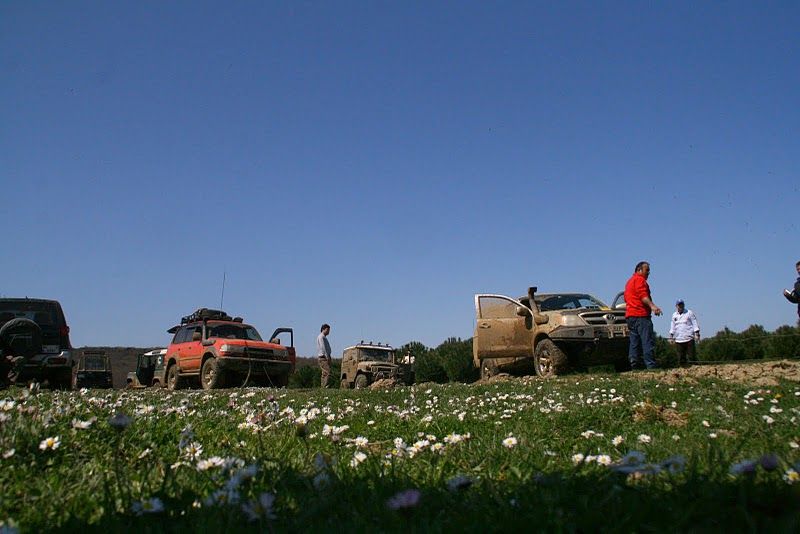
0, 298, 73, 388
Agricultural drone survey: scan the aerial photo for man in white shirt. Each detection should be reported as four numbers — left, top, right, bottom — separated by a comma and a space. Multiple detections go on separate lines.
316, 324, 332, 388
668, 299, 700, 366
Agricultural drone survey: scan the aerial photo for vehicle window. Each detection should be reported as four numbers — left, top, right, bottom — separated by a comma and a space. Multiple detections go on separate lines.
359, 349, 394, 362
536, 294, 607, 311
173, 327, 193, 344
0, 301, 60, 327
478, 296, 521, 319
83, 355, 107, 370
207, 324, 263, 341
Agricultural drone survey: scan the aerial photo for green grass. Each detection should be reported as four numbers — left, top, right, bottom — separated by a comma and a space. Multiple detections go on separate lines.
1, 373, 799, 532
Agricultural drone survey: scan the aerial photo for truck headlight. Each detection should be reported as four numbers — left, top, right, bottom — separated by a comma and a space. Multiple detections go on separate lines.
560, 315, 585, 327
220, 344, 246, 354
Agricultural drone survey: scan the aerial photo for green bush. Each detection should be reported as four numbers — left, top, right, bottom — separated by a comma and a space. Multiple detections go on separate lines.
288, 361, 341, 389
697, 327, 747, 361
765, 325, 800, 359
408, 342, 447, 383
435, 337, 477, 383
654, 335, 678, 368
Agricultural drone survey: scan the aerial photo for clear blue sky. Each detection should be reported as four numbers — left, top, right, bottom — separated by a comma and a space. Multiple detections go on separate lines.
1, 1, 798, 356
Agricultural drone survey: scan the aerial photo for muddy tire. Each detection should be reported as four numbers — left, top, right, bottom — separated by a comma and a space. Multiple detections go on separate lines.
354, 374, 369, 389
0, 318, 43, 359
200, 357, 226, 390
480, 359, 499, 380
166, 364, 181, 390
534, 339, 569, 377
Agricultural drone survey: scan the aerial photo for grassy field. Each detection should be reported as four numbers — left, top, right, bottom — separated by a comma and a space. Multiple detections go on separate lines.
1, 371, 799, 532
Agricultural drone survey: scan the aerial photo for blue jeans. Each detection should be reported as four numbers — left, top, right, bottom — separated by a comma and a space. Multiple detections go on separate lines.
627, 316, 657, 369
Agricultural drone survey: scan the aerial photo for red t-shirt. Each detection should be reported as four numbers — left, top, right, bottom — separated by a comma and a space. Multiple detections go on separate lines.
624, 272, 651, 317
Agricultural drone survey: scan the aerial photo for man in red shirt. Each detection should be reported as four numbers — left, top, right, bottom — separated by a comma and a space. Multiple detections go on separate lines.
624, 261, 663, 369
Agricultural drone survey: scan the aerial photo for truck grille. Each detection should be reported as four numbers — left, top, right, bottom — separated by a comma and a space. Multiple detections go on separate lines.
245, 348, 288, 361
579, 311, 626, 325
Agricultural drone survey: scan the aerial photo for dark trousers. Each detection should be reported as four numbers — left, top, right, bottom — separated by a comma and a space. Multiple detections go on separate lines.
627, 316, 656, 369
675, 339, 696, 364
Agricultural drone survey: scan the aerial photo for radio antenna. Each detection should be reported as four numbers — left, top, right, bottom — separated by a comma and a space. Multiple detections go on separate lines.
220, 270, 226, 308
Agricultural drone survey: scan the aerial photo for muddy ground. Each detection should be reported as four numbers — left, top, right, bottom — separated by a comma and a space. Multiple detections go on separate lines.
477, 359, 800, 388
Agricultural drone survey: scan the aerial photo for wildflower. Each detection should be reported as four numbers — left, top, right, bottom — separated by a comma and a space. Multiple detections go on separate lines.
183, 442, 203, 461
502, 436, 518, 449
596, 455, 612, 466
637, 434, 651, 444
571, 453, 585, 465
3, 449, 15, 459
138, 448, 153, 460
367, 420, 375, 425
354, 436, 369, 448
612, 435, 624, 446
446, 475, 474, 492
762, 415, 775, 424
204, 488, 240, 507
108, 413, 132, 430
708, 433, 717, 439
702, 420, 710, 427
350, 451, 367, 467
581, 430, 604, 439
131, 497, 164, 516
386, 489, 421, 511
242, 492, 276, 521
790, 441, 799, 449
729, 459, 758, 476
783, 468, 799, 484
672, 434, 681, 441
444, 433, 465, 445
197, 456, 225, 471
72, 417, 97, 429
39, 436, 60, 451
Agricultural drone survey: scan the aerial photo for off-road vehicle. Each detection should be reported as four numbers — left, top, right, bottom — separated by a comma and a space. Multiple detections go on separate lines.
72, 350, 113, 389
0, 298, 73, 388
473, 287, 628, 379
164, 308, 295, 390
127, 348, 167, 388
340, 342, 413, 389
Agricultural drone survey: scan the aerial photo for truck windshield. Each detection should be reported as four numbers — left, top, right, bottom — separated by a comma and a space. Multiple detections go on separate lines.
359, 349, 394, 362
207, 324, 263, 341
536, 294, 607, 311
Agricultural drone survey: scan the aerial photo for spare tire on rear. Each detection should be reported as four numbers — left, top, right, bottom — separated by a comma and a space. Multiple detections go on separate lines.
0, 318, 43, 358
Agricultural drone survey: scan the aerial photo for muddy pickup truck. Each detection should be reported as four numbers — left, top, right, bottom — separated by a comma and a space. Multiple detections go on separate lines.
473, 287, 629, 378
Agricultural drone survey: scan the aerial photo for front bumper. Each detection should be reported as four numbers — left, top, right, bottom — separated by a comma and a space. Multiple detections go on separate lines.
550, 324, 628, 341
217, 357, 292, 375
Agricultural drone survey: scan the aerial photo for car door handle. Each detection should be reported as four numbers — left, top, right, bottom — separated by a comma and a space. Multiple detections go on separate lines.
479, 323, 491, 329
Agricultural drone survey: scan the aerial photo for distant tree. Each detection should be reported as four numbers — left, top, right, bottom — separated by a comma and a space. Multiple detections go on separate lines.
764, 325, 800, 359
738, 324, 768, 359
436, 337, 477, 383
697, 327, 747, 361
409, 341, 447, 383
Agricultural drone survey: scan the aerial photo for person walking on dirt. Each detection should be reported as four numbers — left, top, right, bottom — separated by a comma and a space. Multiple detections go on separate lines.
316, 324, 332, 388
624, 261, 663, 369
668, 299, 700, 366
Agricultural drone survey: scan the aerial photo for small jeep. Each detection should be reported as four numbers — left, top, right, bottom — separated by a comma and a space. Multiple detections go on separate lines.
164, 308, 295, 390
0, 298, 73, 389
126, 348, 167, 388
73, 350, 113, 389
340, 342, 413, 389
474, 287, 629, 378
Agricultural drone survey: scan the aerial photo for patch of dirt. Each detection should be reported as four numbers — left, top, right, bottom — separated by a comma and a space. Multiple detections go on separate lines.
632, 399, 688, 427
369, 378, 398, 390
629, 359, 800, 387
474, 373, 515, 385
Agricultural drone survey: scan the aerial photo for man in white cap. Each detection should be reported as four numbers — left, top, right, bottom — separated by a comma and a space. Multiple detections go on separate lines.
668, 299, 700, 366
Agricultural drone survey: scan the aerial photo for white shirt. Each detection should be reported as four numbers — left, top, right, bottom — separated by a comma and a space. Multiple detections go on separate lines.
669, 309, 700, 343
316, 332, 331, 358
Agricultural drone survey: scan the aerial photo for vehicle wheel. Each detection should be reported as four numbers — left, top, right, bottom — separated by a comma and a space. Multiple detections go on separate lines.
166, 364, 181, 391
354, 374, 369, 389
340, 378, 350, 389
200, 357, 226, 390
480, 359, 499, 380
0, 318, 43, 359
534, 339, 569, 377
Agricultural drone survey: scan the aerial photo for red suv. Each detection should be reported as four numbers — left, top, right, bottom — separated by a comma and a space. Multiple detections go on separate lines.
164, 308, 295, 390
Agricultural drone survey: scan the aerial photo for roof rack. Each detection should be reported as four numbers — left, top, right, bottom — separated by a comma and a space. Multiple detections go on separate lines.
181, 308, 233, 325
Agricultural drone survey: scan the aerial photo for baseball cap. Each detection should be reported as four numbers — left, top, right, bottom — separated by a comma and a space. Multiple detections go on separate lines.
675, 299, 684, 305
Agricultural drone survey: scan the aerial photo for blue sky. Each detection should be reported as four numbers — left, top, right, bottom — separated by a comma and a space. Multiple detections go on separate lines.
1, 1, 798, 356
